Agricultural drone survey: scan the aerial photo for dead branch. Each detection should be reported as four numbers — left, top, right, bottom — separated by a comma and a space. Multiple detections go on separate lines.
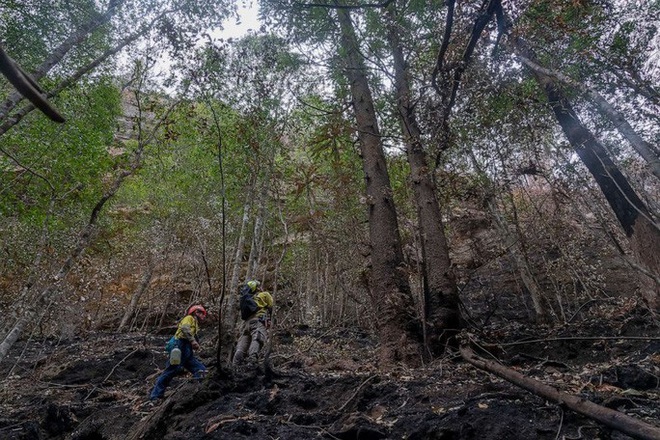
0, 44, 65, 122
84, 348, 140, 400
335, 374, 377, 412
498, 336, 660, 347
459, 345, 660, 440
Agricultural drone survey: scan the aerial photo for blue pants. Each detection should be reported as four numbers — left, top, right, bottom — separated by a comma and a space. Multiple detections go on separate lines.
150, 340, 206, 400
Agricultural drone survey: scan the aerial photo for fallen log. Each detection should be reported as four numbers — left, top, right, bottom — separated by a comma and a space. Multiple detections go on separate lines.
459, 345, 660, 440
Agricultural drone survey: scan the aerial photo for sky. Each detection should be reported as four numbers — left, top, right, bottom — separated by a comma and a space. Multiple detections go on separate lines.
216, 2, 261, 39
138, 1, 262, 91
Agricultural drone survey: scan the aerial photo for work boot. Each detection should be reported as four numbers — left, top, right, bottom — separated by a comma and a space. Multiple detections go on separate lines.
246, 354, 258, 367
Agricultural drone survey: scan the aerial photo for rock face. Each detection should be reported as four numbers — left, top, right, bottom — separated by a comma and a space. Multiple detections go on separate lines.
448, 206, 497, 271
444, 199, 640, 324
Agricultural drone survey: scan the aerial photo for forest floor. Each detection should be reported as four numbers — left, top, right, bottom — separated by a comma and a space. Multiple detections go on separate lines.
1, 298, 659, 440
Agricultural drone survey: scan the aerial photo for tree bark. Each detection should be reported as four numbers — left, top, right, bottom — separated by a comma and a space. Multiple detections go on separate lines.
529, 63, 660, 311
385, 5, 460, 355
514, 55, 660, 181
336, 5, 422, 365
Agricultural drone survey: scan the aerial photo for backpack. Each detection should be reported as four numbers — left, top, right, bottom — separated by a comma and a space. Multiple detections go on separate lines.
164, 336, 177, 353
239, 284, 259, 320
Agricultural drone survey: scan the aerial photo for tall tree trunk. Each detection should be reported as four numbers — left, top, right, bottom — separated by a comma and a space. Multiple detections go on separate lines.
271, 184, 289, 306
515, 39, 660, 311
227, 192, 253, 325
513, 55, 660, 181
336, 6, 422, 365
246, 174, 270, 281
385, 6, 460, 355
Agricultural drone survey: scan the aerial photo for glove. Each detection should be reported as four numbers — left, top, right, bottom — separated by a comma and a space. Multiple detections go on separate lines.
192, 340, 200, 350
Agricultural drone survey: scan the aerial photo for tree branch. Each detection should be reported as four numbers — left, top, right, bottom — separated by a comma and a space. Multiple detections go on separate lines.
460, 344, 660, 440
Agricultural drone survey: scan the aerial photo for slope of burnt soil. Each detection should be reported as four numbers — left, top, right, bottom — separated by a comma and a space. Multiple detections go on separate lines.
0, 301, 658, 440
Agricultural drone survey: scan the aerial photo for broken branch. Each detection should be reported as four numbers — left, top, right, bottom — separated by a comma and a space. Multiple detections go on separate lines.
460, 345, 660, 440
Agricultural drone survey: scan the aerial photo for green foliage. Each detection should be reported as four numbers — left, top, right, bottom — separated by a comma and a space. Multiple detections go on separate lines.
0, 0, 654, 333
0, 0, 100, 69
0, 78, 121, 270
611, 21, 634, 55
260, 0, 336, 46
0, 79, 120, 221
115, 100, 242, 223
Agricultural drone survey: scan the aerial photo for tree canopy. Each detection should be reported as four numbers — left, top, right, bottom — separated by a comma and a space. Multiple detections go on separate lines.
0, 0, 658, 364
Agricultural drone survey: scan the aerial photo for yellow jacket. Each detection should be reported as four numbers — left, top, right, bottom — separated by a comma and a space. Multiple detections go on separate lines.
254, 291, 273, 318
174, 315, 199, 341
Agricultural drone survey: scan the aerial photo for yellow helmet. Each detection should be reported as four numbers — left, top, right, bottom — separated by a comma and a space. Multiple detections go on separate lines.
247, 280, 260, 292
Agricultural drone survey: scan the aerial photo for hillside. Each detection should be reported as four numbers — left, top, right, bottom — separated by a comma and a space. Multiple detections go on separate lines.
1, 298, 658, 440
1, 1, 659, 439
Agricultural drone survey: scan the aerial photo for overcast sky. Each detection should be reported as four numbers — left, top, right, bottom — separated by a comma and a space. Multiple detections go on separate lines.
217, 1, 261, 39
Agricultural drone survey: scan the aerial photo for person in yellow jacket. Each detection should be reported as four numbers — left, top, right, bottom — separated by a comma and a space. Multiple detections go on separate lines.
233, 280, 273, 366
150, 305, 207, 401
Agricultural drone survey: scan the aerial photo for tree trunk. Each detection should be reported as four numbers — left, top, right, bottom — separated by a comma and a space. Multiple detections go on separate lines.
336, 6, 422, 365
518, 40, 660, 311
305, 242, 318, 324
227, 193, 253, 325
514, 55, 660, 181
246, 175, 269, 281
0, 309, 36, 361
118, 259, 155, 332
385, 6, 460, 355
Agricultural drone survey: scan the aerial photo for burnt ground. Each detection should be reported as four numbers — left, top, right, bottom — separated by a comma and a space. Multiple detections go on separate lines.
0, 299, 658, 440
